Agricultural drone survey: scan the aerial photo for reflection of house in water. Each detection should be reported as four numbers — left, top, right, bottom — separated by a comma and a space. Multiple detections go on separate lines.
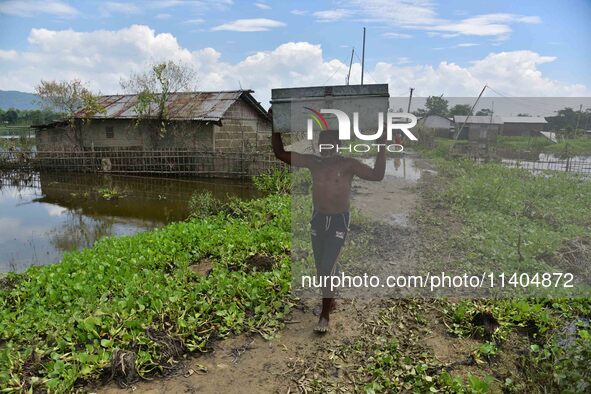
35, 172, 257, 223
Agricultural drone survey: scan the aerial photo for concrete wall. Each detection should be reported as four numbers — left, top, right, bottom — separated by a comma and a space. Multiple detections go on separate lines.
81, 119, 145, 149
36, 127, 80, 151
213, 98, 271, 153
149, 120, 214, 151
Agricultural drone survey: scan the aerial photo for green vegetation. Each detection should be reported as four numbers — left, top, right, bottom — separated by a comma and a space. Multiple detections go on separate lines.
251, 167, 292, 194
423, 159, 591, 391
0, 193, 292, 392
1, 161, 590, 392
433, 159, 591, 279
96, 187, 126, 200
0, 108, 60, 127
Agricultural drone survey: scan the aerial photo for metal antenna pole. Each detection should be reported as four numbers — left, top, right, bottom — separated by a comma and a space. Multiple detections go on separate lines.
361, 27, 366, 85
454, 84, 487, 140
346, 48, 354, 85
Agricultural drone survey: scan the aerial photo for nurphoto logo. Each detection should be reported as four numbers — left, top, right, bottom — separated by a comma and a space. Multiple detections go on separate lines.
304, 107, 418, 153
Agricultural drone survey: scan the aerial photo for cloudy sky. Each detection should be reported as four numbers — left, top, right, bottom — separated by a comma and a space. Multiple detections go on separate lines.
0, 0, 590, 106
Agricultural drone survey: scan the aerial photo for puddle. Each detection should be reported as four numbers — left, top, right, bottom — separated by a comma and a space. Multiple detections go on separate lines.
361, 156, 436, 182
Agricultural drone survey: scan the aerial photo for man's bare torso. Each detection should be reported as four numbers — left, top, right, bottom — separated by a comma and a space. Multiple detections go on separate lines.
308, 156, 355, 214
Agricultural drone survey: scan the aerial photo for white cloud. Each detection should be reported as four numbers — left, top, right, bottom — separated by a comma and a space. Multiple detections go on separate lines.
101, 1, 140, 15
456, 43, 479, 47
156, 13, 172, 20
254, 2, 270, 10
0, 0, 78, 17
313, 9, 352, 22
0, 25, 586, 106
183, 18, 205, 25
341, 1, 540, 38
290, 9, 307, 16
382, 32, 413, 39
211, 18, 286, 32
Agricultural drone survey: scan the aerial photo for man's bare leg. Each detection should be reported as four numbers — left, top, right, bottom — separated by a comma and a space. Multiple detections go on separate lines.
313, 298, 337, 316
314, 297, 334, 333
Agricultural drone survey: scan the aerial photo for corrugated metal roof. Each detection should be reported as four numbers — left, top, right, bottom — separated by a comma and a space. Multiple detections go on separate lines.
502, 116, 547, 124
454, 115, 503, 125
76, 91, 267, 121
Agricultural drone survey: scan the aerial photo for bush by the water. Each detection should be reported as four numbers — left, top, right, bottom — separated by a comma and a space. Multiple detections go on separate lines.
252, 167, 291, 194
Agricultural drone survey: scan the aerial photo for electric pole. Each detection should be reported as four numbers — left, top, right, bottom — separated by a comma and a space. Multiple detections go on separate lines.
407, 87, 414, 113
361, 27, 366, 85
574, 104, 583, 138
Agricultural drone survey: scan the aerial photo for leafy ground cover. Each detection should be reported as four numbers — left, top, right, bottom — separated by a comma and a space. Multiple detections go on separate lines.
0, 193, 292, 392
417, 159, 591, 392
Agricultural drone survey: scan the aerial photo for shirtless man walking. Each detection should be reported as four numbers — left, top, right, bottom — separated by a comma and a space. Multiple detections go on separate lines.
272, 124, 386, 333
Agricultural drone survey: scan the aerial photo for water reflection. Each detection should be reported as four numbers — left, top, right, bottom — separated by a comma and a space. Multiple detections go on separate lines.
361, 156, 435, 181
0, 171, 257, 272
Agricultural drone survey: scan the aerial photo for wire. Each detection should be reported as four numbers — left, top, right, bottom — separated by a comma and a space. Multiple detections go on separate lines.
322, 66, 343, 86
354, 52, 379, 84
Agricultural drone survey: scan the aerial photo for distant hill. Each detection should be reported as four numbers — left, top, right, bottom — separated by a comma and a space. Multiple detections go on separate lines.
0, 90, 41, 110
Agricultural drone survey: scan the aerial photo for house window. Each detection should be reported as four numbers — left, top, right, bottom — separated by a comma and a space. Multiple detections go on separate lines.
105, 126, 114, 139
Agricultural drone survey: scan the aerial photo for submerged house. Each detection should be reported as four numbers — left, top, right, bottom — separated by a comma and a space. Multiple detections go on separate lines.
34, 90, 271, 153
453, 115, 503, 141
415, 114, 453, 138
501, 116, 547, 137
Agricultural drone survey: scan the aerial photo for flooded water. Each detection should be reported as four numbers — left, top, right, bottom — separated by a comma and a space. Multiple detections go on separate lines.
499, 153, 591, 174
361, 155, 436, 181
0, 171, 258, 272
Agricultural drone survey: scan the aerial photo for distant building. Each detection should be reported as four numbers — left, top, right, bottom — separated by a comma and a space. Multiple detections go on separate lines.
501, 117, 547, 137
453, 116, 503, 141
415, 114, 453, 138
34, 90, 271, 153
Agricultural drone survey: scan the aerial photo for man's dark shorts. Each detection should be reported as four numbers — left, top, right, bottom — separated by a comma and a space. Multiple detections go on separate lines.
310, 211, 350, 281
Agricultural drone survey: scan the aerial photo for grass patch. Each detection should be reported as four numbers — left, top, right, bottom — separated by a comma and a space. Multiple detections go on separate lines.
431, 159, 591, 283
424, 158, 591, 392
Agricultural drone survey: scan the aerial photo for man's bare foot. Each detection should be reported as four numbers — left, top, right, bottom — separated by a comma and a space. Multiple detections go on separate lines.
313, 316, 329, 333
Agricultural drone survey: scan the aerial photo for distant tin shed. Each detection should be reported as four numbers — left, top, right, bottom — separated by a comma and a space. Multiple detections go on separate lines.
35, 90, 271, 153
454, 115, 503, 141
501, 116, 547, 137
415, 114, 453, 138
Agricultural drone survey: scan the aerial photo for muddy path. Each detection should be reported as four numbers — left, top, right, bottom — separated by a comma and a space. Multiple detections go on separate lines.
94, 156, 502, 393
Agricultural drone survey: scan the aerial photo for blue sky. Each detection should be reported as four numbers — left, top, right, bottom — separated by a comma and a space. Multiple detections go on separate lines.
0, 0, 590, 104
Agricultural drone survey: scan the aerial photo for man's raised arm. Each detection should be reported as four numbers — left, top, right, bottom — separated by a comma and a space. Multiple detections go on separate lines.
350, 136, 387, 181
270, 107, 318, 168
272, 129, 292, 165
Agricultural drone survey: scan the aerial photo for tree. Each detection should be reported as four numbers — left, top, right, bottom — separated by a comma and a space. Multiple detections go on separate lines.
449, 104, 471, 116
425, 96, 449, 117
120, 61, 197, 135
35, 79, 105, 148
2, 109, 18, 124
476, 108, 493, 116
